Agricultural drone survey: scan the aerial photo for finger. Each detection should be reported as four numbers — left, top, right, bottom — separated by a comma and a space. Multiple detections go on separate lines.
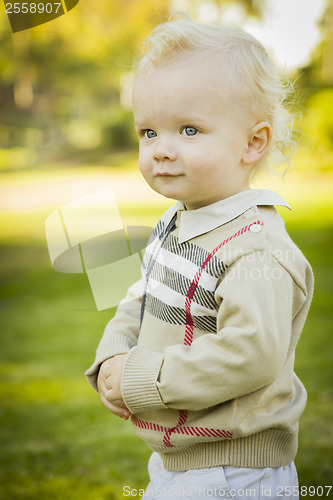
104, 377, 113, 390
97, 370, 107, 391
99, 359, 112, 379
111, 399, 128, 409
97, 376, 107, 395
104, 388, 122, 403
100, 393, 130, 419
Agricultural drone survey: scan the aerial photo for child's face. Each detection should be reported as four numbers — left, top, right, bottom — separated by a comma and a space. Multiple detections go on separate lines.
133, 58, 255, 210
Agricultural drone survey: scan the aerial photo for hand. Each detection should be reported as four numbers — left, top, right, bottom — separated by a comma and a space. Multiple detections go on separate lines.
97, 355, 131, 420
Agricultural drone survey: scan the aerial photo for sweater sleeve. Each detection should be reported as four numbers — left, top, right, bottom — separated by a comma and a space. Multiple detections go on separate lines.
122, 251, 307, 413
85, 278, 144, 392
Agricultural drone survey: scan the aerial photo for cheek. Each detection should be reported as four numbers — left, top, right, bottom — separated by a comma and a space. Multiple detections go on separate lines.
189, 159, 226, 189
183, 138, 220, 165
185, 150, 220, 177
138, 150, 151, 174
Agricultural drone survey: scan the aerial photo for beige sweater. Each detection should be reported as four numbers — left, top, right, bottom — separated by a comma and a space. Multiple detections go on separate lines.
86, 189, 314, 472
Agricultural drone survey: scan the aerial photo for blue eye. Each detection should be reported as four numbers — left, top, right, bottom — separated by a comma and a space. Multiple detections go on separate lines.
144, 129, 157, 139
182, 127, 198, 136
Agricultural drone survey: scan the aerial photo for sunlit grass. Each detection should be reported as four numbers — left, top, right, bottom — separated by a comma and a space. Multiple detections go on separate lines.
1, 165, 332, 498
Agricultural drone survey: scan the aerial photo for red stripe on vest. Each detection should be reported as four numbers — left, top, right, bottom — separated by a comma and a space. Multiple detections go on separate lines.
137, 221, 263, 447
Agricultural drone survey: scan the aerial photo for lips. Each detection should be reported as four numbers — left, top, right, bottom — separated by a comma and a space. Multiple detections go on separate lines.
155, 172, 182, 177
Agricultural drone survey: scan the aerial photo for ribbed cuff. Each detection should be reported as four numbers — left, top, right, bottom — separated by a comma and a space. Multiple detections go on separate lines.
122, 346, 166, 414
85, 333, 136, 392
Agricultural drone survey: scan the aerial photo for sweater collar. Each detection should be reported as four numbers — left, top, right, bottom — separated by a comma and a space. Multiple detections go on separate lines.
161, 189, 291, 244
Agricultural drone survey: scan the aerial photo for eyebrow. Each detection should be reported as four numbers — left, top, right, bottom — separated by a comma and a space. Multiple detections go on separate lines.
134, 114, 211, 128
134, 122, 151, 132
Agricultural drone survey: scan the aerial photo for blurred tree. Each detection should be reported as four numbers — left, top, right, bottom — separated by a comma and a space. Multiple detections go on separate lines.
0, 0, 264, 162
0, 0, 171, 161
214, 0, 260, 16
291, 0, 333, 173
0, 0, 330, 168
320, 0, 333, 85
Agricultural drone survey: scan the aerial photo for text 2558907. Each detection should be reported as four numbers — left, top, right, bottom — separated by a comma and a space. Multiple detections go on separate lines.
5, 3, 62, 14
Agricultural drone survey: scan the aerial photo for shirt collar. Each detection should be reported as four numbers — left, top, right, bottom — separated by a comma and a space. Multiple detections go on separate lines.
161, 189, 291, 244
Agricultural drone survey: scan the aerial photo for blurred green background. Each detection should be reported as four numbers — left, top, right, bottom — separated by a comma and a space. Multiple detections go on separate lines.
1, 0, 333, 498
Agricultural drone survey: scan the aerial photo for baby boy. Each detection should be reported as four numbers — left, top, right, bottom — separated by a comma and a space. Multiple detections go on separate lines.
86, 17, 313, 500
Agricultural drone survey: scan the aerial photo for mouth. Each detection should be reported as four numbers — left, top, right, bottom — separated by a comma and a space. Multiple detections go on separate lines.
155, 172, 181, 177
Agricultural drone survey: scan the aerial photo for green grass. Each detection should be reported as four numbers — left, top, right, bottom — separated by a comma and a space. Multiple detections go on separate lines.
1, 169, 333, 498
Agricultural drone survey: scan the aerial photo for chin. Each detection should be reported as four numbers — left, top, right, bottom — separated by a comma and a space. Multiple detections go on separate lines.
151, 183, 178, 199
156, 189, 179, 201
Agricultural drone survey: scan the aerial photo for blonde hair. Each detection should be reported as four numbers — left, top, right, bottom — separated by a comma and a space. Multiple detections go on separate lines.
136, 15, 297, 180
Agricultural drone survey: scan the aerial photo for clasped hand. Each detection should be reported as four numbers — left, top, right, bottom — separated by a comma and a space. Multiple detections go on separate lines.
97, 354, 131, 420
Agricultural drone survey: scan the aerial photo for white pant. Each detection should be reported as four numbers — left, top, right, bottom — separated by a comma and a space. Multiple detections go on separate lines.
143, 453, 299, 500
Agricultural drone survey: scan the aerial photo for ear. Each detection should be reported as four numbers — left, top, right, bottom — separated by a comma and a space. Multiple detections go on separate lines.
243, 122, 272, 165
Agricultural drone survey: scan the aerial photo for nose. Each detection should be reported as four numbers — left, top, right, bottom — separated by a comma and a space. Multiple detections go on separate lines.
153, 137, 177, 162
